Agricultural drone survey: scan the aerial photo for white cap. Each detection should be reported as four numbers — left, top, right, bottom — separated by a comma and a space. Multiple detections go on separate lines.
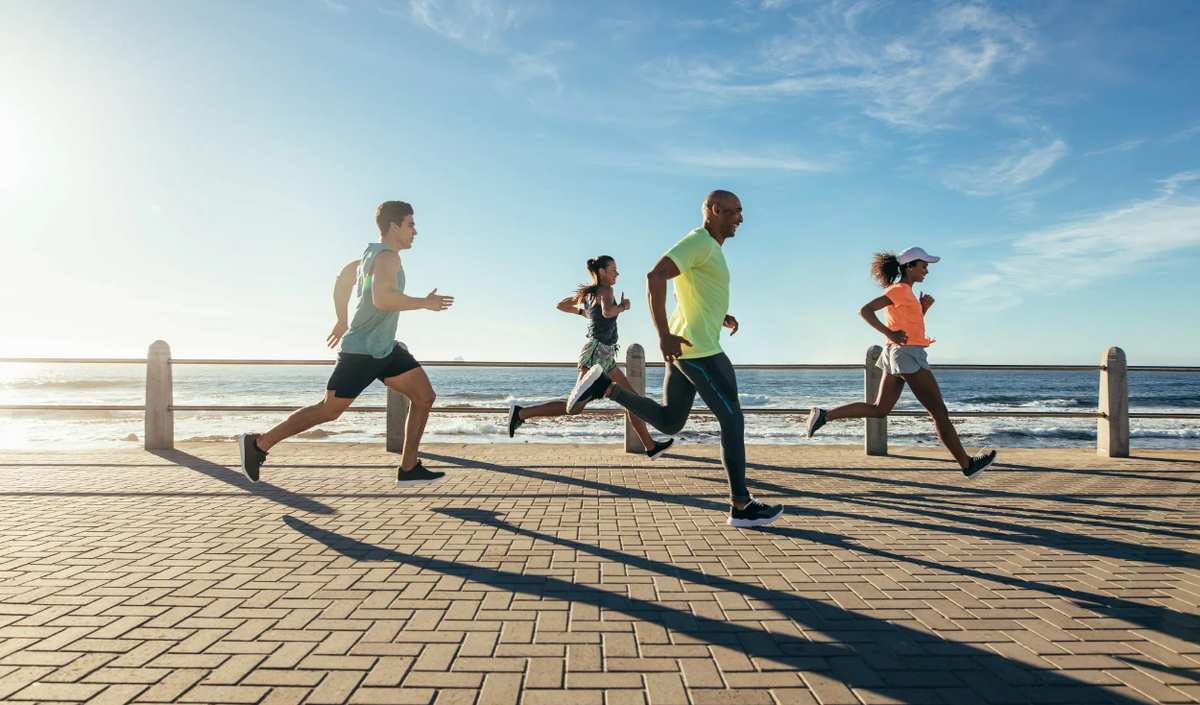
897, 247, 940, 265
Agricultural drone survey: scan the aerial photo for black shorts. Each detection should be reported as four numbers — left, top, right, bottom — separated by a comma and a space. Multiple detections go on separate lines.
327, 345, 421, 399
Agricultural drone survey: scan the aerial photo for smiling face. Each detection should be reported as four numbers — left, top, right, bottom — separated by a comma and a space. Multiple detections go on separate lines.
708, 194, 743, 240
905, 259, 930, 283
598, 260, 618, 287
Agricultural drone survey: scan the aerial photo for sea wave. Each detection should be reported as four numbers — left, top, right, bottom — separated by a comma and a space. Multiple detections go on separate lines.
738, 393, 771, 406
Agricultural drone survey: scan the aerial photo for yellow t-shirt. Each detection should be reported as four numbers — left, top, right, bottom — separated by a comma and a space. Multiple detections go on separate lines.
665, 228, 729, 360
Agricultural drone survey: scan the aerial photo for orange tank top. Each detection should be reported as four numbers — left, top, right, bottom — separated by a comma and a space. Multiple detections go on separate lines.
882, 283, 932, 347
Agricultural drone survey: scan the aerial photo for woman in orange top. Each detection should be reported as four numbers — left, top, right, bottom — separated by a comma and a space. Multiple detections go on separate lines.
805, 247, 997, 479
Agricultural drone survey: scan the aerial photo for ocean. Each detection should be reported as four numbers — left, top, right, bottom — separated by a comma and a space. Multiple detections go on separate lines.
1, 363, 1197, 451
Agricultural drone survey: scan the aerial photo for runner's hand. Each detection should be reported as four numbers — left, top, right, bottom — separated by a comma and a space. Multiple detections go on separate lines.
425, 289, 455, 311
920, 292, 934, 312
887, 329, 908, 346
723, 315, 739, 336
619, 292, 631, 311
326, 321, 349, 349
660, 333, 692, 362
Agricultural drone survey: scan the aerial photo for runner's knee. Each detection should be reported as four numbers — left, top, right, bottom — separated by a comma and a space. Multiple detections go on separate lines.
409, 387, 435, 408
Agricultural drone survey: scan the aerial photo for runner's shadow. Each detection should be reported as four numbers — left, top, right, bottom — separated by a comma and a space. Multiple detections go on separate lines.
667, 451, 1179, 513
281, 512, 1154, 704
695, 474, 1200, 571
151, 450, 335, 515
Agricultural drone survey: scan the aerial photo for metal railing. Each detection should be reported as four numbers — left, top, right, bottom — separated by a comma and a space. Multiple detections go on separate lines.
2, 342, 1198, 457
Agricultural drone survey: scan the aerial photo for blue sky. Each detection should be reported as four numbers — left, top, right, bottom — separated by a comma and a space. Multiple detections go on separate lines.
1, 0, 1198, 364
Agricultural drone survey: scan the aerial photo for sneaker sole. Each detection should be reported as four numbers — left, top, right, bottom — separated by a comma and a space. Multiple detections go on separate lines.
727, 506, 784, 528
647, 441, 673, 461
236, 434, 257, 483
567, 365, 604, 414
396, 475, 446, 487
507, 407, 520, 438
805, 409, 822, 439
964, 454, 996, 480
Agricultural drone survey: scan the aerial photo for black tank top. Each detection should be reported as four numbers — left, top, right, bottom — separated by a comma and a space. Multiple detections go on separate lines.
583, 293, 618, 346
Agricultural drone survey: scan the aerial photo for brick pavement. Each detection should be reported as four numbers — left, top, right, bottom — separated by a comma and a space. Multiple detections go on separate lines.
2, 442, 1200, 704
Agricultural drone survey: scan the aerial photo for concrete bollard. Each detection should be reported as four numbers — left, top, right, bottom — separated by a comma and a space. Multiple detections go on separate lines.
624, 344, 646, 453
1098, 346, 1129, 458
864, 345, 887, 456
145, 340, 173, 450
386, 388, 410, 454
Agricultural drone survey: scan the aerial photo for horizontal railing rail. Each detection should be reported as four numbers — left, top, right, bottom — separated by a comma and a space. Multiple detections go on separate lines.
5, 356, 1199, 373
3, 343, 1198, 456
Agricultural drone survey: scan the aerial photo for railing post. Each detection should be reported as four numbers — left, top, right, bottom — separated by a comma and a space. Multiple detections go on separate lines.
145, 340, 173, 450
624, 344, 646, 453
387, 388, 410, 454
1098, 346, 1129, 458
864, 345, 887, 456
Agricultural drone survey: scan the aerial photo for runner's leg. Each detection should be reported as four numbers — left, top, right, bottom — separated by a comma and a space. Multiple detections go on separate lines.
608, 361, 696, 435
901, 368, 971, 469
607, 366, 656, 450
676, 354, 749, 506
383, 366, 436, 472
258, 391, 355, 452
825, 373, 905, 422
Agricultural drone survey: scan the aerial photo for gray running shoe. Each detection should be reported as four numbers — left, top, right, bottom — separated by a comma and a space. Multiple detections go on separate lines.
805, 407, 827, 438
963, 449, 997, 480
237, 433, 266, 482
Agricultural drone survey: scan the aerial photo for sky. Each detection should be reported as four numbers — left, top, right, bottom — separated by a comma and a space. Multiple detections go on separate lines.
1, 0, 1199, 365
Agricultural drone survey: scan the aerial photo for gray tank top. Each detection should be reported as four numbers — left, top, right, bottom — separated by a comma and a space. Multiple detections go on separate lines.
338, 243, 404, 359
583, 292, 618, 346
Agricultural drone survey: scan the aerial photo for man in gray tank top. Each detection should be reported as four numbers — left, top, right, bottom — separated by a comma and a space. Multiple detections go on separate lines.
238, 201, 455, 487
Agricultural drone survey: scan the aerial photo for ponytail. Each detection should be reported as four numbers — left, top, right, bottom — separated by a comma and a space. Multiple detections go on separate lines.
571, 255, 614, 304
870, 251, 902, 288
870, 250, 922, 288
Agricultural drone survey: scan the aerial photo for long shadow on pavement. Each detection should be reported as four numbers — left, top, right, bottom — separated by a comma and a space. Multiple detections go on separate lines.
284, 512, 1153, 705
150, 450, 336, 515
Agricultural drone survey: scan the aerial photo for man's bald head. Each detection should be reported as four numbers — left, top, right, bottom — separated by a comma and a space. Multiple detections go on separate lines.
701, 190, 743, 241
703, 190, 737, 213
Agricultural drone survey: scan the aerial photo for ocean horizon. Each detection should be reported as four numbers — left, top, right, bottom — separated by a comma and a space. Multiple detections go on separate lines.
2, 363, 1197, 451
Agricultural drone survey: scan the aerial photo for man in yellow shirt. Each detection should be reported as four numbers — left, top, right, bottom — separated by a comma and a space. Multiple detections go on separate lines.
567, 191, 785, 528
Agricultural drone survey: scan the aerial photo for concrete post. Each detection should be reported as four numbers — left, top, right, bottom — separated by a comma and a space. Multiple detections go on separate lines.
864, 345, 887, 456
145, 340, 173, 450
386, 388, 410, 454
1098, 346, 1129, 458
624, 344, 646, 453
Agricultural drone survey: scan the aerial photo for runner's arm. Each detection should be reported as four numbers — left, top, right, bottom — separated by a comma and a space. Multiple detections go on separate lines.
369, 250, 452, 311
556, 296, 585, 316
860, 295, 906, 345
646, 257, 680, 335
333, 261, 358, 323
597, 286, 626, 318
326, 261, 358, 349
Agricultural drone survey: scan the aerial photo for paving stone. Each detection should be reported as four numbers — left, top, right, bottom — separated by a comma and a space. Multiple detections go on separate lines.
1, 442, 1198, 705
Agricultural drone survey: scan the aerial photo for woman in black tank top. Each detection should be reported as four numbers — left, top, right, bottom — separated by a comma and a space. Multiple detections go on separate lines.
505, 256, 673, 459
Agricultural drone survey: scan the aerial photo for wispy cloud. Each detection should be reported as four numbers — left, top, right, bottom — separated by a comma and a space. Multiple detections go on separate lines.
941, 139, 1068, 196
1080, 139, 1146, 158
641, 1, 1038, 131
1166, 121, 1200, 144
959, 171, 1200, 307
319, 0, 350, 13
665, 148, 829, 172
407, 0, 537, 52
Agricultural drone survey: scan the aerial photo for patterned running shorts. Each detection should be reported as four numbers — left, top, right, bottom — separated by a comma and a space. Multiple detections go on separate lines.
578, 338, 618, 373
